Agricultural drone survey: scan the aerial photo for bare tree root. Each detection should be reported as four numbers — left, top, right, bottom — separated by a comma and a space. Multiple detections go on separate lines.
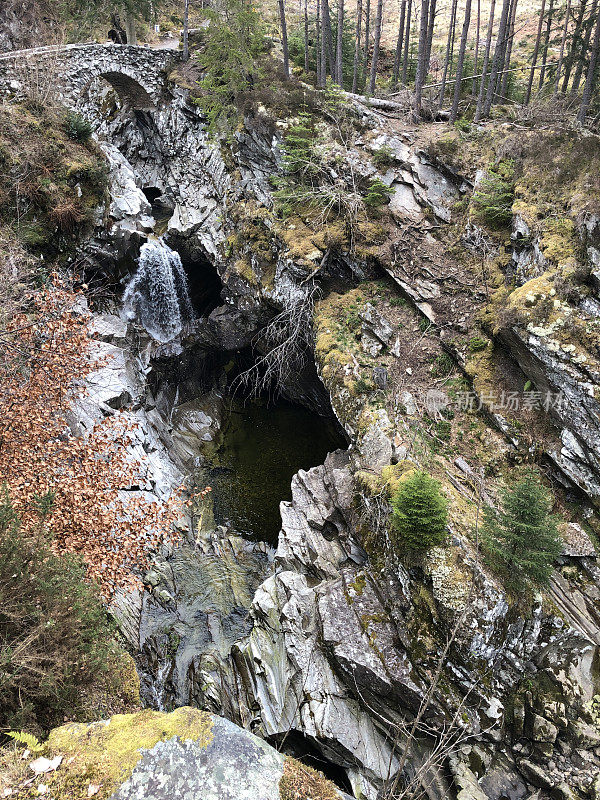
232, 281, 320, 399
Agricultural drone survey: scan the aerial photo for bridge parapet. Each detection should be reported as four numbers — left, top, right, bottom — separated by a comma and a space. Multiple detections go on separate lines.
0, 43, 181, 110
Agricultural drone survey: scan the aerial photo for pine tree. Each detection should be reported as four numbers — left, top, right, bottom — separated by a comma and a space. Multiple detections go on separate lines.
524, 0, 547, 104
499, 0, 519, 99
390, 471, 448, 552
193, 0, 265, 135
402, 0, 413, 85
414, 0, 431, 115
392, 0, 407, 90
438, 0, 459, 108
352, 0, 364, 92
554, 0, 573, 92
368, 0, 384, 94
337, 0, 345, 85
481, 472, 562, 592
562, 0, 588, 90
362, 0, 372, 87
482, 0, 511, 115
538, 0, 555, 87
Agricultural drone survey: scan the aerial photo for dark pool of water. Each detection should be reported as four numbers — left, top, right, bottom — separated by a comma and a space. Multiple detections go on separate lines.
206, 399, 347, 544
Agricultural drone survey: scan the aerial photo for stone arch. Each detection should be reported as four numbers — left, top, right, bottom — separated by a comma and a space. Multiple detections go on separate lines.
99, 69, 156, 110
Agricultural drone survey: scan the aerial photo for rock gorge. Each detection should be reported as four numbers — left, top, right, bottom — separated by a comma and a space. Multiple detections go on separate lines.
2, 38, 600, 800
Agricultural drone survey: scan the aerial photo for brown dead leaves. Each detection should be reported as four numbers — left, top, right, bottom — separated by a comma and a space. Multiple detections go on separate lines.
0, 278, 182, 599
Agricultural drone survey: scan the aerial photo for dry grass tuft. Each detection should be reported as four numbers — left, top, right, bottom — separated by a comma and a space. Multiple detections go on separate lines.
279, 757, 341, 800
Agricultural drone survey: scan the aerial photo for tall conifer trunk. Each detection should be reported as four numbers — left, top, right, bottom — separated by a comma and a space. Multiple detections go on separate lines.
352, 0, 364, 91
578, 3, 600, 121
483, 0, 511, 115
450, 0, 472, 121
424, 0, 437, 73
362, 0, 371, 87
474, 0, 496, 119
182, 0, 189, 60
414, 0, 431, 114
473, 0, 481, 94
438, 0, 458, 107
317, 0, 324, 85
278, 0, 290, 78
562, 0, 588, 90
554, 0, 572, 91
402, 0, 413, 84
336, 0, 344, 85
392, 0, 407, 89
304, 0, 310, 74
499, 0, 518, 98
539, 0, 555, 87
524, 0, 546, 104
368, 0, 384, 93
572, 0, 597, 92
322, 0, 336, 78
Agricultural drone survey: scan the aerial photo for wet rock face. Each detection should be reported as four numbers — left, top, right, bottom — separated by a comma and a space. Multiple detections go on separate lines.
137, 531, 272, 722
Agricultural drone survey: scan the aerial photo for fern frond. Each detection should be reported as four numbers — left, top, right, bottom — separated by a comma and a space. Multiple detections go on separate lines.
6, 731, 44, 752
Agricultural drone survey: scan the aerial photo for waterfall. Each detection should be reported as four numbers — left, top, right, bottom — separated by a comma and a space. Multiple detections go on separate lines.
122, 239, 194, 343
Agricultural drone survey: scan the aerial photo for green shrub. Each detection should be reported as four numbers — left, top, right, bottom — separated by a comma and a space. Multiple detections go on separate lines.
468, 336, 488, 352
481, 472, 562, 592
434, 420, 452, 440
354, 376, 374, 393
372, 144, 394, 169
64, 111, 93, 142
471, 160, 515, 229
364, 178, 393, 208
454, 119, 471, 133
431, 352, 453, 377
0, 491, 123, 734
390, 471, 448, 552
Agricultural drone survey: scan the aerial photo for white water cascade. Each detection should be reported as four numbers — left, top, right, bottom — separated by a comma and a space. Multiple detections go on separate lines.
122, 239, 194, 343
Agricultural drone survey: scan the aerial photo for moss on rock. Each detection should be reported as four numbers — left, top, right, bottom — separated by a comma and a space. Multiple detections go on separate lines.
44, 707, 213, 799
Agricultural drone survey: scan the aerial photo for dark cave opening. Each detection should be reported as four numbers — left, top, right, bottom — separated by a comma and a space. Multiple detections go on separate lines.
141, 186, 174, 232
205, 395, 348, 544
183, 254, 223, 318
160, 234, 224, 319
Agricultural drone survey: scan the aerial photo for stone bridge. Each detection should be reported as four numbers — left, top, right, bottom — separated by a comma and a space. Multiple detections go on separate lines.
0, 43, 180, 110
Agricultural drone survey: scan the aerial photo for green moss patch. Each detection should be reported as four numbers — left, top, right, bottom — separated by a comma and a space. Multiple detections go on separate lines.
0, 102, 107, 257
43, 707, 213, 799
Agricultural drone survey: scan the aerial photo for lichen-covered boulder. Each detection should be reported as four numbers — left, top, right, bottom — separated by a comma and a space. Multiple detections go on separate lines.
37, 707, 346, 800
